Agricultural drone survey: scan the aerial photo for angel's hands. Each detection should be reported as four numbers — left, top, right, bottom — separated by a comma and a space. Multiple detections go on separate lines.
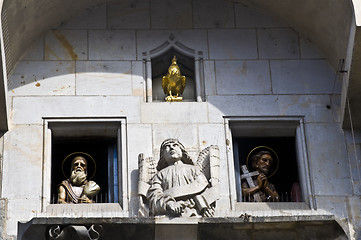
166, 201, 183, 216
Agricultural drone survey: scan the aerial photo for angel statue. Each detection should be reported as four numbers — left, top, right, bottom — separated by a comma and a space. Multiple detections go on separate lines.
138, 138, 220, 217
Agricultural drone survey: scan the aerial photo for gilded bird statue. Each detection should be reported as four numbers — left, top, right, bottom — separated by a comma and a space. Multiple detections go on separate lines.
162, 56, 186, 102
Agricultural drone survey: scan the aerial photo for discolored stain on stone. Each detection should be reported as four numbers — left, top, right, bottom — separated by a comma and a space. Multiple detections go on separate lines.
52, 30, 78, 60
35, 82, 40, 87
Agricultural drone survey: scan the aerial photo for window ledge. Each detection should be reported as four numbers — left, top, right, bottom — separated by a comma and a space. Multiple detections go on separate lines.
44, 203, 124, 217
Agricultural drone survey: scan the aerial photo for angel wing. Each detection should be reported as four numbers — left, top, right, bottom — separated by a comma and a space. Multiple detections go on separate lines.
196, 145, 220, 187
138, 153, 157, 216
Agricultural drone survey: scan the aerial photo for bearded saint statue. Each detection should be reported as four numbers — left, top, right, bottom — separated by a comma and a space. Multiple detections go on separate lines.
58, 156, 100, 204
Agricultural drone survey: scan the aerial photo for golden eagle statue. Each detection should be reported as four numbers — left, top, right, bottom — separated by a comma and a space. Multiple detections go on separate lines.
162, 56, 186, 102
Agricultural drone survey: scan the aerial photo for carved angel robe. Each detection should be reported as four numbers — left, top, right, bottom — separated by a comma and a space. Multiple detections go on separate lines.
147, 162, 209, 216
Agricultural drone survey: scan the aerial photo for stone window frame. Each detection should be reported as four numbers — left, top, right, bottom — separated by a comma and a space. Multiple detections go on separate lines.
41, 117, 128, 213
224, 116, 316, 210
142, 35, 205, 102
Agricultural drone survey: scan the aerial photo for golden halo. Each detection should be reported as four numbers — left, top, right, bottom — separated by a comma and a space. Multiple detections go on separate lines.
62, 152, 97, 180
246, 146, 279, 178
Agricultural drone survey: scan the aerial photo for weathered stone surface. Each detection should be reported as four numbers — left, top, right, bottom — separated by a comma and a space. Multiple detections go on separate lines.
89, 30, 136, 60
8, 61, 75, 95
258, 28, 299, 59
347, 196, 361, 229
76, 61, 132, 96
203, 60, 216, 97
305, 123, 352, 196
193, 0, 235, 29
208, 29, 257, 60
2, 125, 43, 199
207, 95, 338, 124
215, 60, 271, 95
20, 38, 44, 61
140, 102, 208, 124
300, 38, 324, 59
0, 199, 7, 239
45, 30, 87, 60
131, 61, 145, 97
315, 196, 348, 219
150, 0, 192, 29
57, 4, 107, 29
11, 96, 141, 125
108, 0, 150, 29
234, 3, 286, 28
198, 123, 228, 197
271, 60, 338, 94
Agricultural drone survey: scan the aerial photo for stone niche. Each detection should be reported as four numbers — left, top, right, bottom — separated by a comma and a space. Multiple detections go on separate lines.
142, 35, 204, 102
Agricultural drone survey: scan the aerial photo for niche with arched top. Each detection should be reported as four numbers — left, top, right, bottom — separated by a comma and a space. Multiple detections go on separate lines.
142, 35, 204, 102
151, 49, 196, 101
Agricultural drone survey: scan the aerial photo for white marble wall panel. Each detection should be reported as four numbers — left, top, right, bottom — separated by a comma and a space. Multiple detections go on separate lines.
300, 38, 324, 59
20, 38, 44, 61
258, 28, 299, 59
208, 29, 257, 60
305, 123, 352, 196
203, 60, 216, 97
136, 30, 208, 60
235, 4, 286, 28
150, 0, 192, 29
108, 0, 150, 29
193, 0, 235, 28
215, 60, 271, 95
198, 124, 225, 149
315, 196, 348, 218
2, 125, 43, 199
347, 196, 361, 229
132, 61, 145, 97
6, 198, 41, 236
76, 61, 132, 95
8, 61, 75, 95
127, 123, 152, 214
45, 30, 87, 60
11, 96, 141, 125
57, 4, 107, 29
152, 123, 199, 154
140, 102, 208, 124
271, 60, 338, 94
344, 130, 361, 195
198, 124, 228, 197
89, 30, 136, 60
207, 95, 337, 123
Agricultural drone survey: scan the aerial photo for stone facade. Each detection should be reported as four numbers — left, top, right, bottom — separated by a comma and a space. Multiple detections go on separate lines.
0, 0, 359, 239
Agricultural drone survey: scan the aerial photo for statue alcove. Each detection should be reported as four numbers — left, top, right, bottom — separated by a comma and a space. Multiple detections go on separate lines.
151, 50, 196, 101
142, 35, 204, 102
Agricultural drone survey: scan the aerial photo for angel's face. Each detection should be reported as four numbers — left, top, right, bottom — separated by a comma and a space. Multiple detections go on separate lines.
163, 142, 183, 164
